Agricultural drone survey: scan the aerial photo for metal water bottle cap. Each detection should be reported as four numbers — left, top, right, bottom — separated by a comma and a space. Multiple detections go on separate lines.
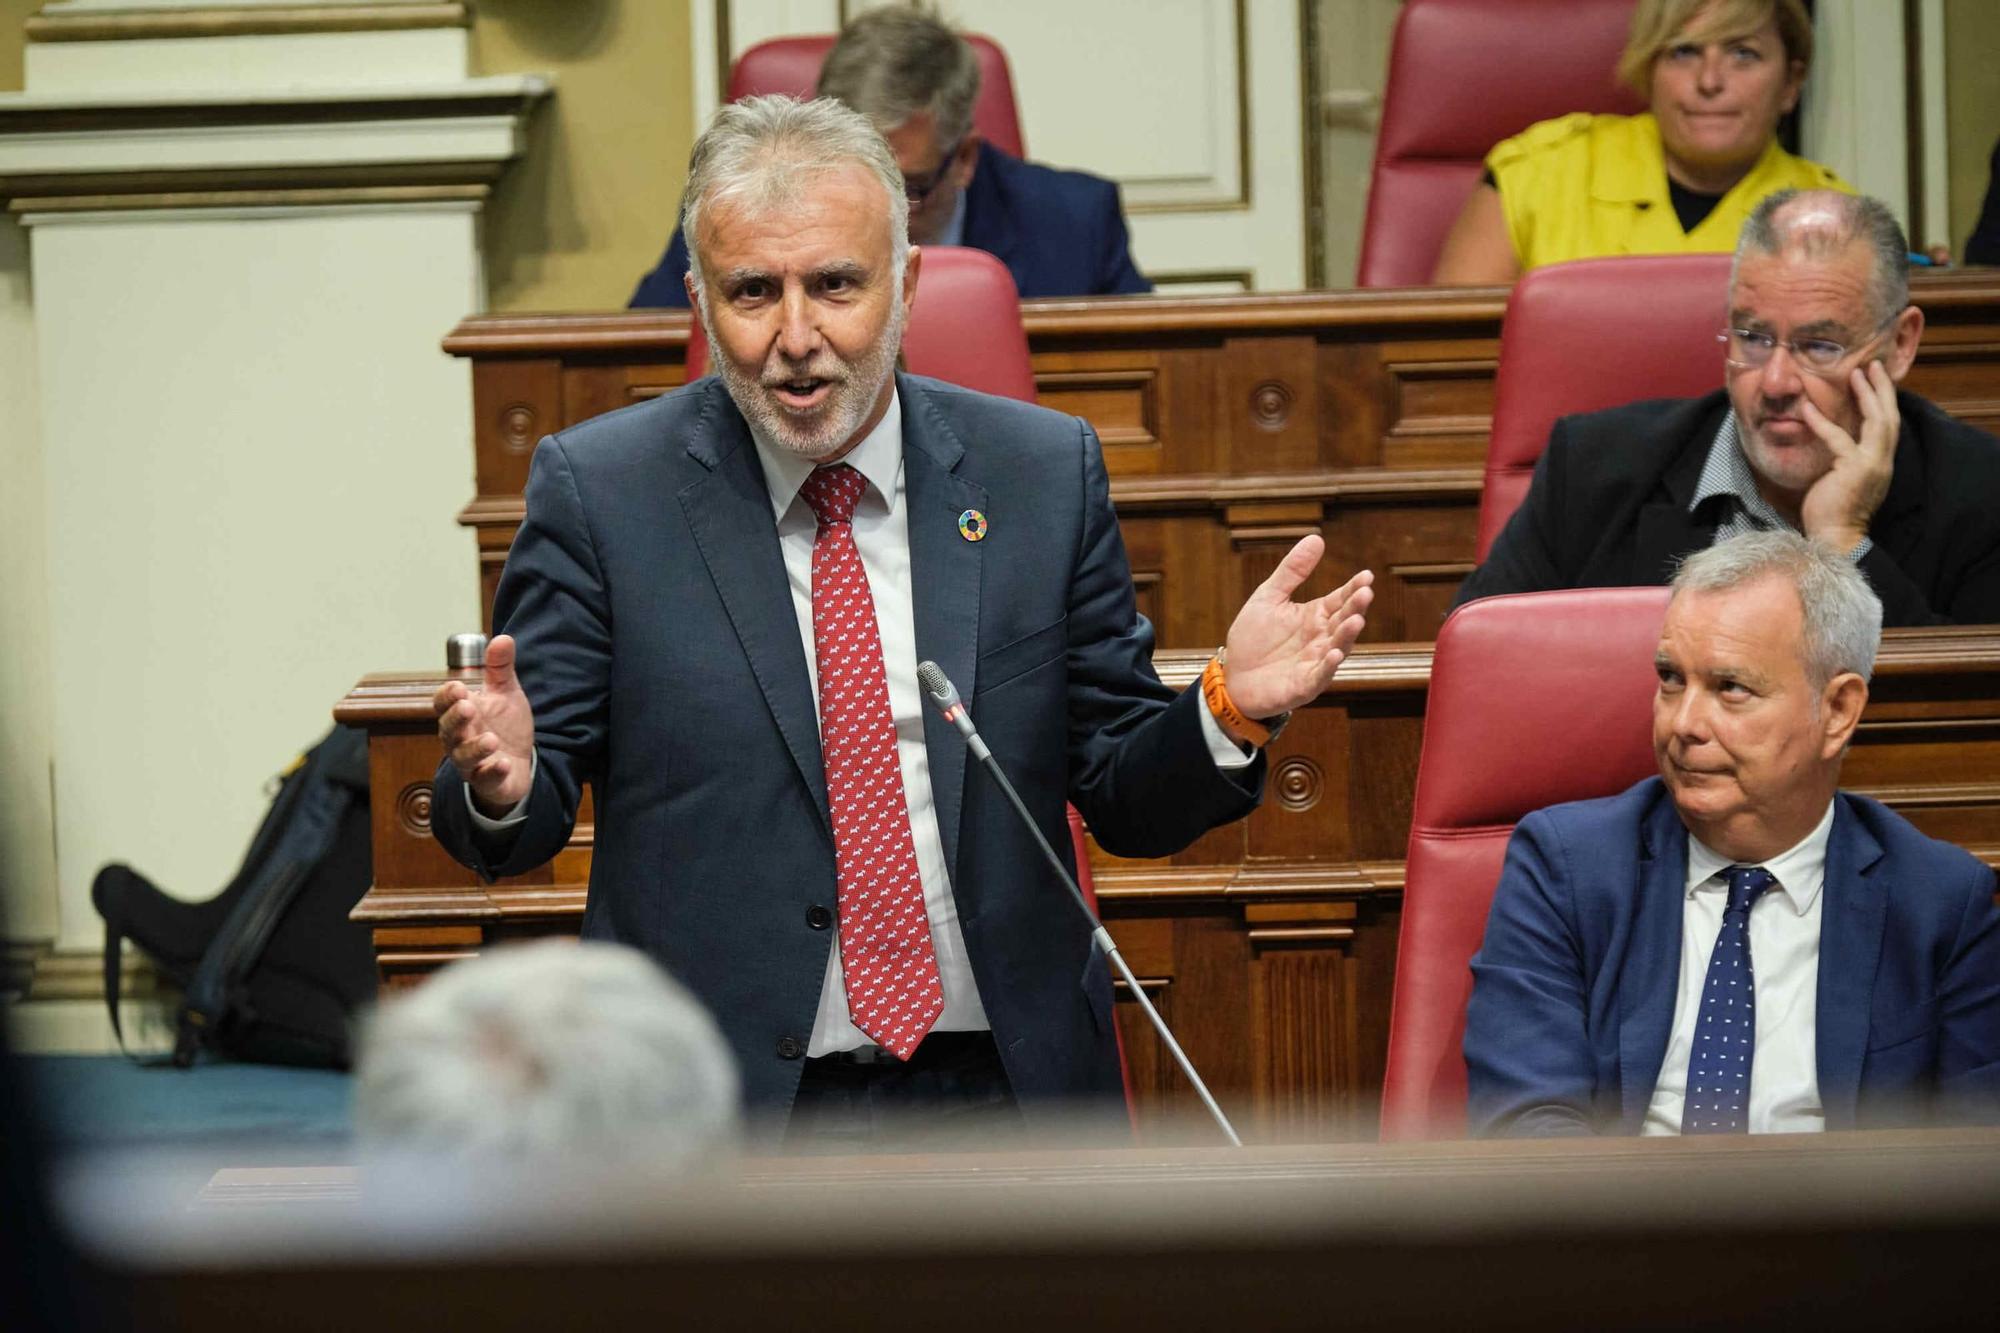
446, 633, 489, 669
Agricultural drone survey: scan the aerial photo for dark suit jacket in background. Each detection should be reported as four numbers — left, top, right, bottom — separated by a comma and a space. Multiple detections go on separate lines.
1967, 137, 2000, 267
1455, 389, 2000, 626
430, 374, 1259, 1118
1465, 777, 2000, 1137
627, 142, 1152, 308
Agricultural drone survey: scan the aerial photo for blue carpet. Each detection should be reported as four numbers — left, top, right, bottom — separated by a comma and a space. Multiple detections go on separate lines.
19, 1055, 353, 1156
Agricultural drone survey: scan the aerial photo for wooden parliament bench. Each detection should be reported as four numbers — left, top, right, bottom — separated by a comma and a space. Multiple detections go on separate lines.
445, 273, 2000, 645
340, 628, 2000, 1140
342, 277, 2000, 1137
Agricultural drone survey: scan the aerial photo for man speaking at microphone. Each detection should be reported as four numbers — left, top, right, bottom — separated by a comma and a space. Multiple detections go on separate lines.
432, 96, 1372, 1147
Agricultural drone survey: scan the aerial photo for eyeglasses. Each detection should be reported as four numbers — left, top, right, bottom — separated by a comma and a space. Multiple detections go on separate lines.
902, 135, 967, 207
1718, 311, 1902, 378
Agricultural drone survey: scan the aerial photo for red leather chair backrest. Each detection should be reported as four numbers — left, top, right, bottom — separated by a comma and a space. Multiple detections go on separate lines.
726, 33, 1026, 160
684, 246, 1037, 404
1379, 586, 1670, 1140
1477, 253, 1732, 559
1357, 0, 1645, 287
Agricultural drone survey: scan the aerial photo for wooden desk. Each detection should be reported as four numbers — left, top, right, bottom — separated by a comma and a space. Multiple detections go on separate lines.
444, 273, 2000, 645
81, 1131, 2000, 1331
338, 627, 2000, 1139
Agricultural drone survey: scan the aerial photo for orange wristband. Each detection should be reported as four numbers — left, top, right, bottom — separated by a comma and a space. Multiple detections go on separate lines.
1201, 650, 1272, 749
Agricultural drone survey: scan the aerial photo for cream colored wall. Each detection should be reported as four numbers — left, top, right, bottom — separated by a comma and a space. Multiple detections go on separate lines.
1944, 0, 2000, 256
0, 2, 52, 945
0, 213, 54, 945
474, 0, 695, 311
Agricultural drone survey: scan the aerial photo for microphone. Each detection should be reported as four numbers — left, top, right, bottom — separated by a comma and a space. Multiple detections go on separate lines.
916, 660, 1242, 1147
916, 660, 988, 760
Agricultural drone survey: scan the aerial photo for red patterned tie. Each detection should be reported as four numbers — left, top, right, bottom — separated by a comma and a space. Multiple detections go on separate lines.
801, 463, 943, 1059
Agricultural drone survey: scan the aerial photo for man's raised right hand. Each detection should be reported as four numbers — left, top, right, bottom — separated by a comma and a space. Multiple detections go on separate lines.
433, 633, 536, 817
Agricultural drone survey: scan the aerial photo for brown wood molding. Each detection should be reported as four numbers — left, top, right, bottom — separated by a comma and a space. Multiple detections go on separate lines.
1, 163, 511, 209
14, 183, 487, 214
26, 3, 469, 42
0, 89, 541, 136
1872, 625, 2000, 674
437, 270, 2000, 359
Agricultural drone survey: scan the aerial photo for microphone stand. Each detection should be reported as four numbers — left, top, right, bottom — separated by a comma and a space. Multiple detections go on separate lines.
918, 663, 1243, 1148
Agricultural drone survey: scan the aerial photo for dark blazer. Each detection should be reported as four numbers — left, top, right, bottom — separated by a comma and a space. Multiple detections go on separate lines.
1465, 777, 2000, 1136
627, 142, 1152, 308
1967, 136, 2000, 267
430, 373, 1260, 1117
1455, 389, 2000, 626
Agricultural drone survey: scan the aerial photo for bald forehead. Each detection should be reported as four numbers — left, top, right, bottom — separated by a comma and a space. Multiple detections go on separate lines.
1728, 242, 1877, 332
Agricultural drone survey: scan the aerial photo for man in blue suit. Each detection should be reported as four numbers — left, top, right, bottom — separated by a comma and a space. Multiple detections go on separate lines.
1466, 530, 2000, 1136
433, 96, 1371, 1145
627, 8, 1150, 309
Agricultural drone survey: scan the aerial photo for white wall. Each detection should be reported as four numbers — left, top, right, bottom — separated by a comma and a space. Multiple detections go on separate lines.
29, 203, 483, 953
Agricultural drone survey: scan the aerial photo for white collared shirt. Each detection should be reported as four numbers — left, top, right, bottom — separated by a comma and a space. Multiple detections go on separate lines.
1642, 800, 1834, 1135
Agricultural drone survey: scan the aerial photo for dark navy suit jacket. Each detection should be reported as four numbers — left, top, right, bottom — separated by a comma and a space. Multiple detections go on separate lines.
430, 373, 1259, 1118
1465, 777, 2000, 1136
627, 142, 1152, 308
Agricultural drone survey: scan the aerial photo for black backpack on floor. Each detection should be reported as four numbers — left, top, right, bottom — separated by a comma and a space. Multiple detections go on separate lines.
91, 725, 379, 1069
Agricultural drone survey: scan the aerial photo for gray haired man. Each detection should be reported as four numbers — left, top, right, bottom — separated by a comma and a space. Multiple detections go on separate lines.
434, 95, 1373, 1147
1458, 189, 2000, 625
1465, 530, 2000, 1136
629, 6, 1150, 306
355, 939, 741, 1161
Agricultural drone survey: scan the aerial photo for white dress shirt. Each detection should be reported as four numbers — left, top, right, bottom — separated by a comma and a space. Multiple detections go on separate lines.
474, 386, 1252, 1055
1642, 799, 1834, 1135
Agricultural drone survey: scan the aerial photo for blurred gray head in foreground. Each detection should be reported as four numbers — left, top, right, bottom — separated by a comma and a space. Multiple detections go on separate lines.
354, 939, 741, 1163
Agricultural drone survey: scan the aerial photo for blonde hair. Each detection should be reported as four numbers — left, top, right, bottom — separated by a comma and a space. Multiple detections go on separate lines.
1617, 0, 1813, 97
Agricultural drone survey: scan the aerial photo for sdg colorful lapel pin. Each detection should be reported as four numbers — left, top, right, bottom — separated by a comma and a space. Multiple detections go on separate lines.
957, 509, 988, 542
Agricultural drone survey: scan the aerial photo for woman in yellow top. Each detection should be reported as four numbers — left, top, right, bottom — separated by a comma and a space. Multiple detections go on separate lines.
1432, 0, 1849, 285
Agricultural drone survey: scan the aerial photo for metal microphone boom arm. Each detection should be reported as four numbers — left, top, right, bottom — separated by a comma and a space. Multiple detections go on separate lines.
915, 661, 1243, 1147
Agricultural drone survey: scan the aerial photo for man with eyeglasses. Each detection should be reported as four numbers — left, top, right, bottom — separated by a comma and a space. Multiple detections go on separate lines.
630, 7, 1151, 309
1456, 188, 2000, 626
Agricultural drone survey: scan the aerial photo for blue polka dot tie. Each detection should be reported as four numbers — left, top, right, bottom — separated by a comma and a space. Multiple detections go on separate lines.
1681, 865, 1775, 1135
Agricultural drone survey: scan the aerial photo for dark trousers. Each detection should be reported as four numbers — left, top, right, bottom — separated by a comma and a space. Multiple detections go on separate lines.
785, 1030, 1021, 1154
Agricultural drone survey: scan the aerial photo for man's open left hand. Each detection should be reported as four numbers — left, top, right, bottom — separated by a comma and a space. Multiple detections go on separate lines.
1798, 360, 1899, 555
1221, 534, 1373, 719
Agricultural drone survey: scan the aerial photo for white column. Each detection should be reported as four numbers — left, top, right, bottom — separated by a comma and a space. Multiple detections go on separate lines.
0, 0, 546, 1049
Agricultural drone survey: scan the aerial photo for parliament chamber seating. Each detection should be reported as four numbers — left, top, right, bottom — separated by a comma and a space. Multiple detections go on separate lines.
1477, 252, 1734, 557
1379, 586, 1670, 1141
683, 245, 1037, 404
726, 32, 1026, 159
354, 273, 2000, 1137
1356, 0, 1644, 287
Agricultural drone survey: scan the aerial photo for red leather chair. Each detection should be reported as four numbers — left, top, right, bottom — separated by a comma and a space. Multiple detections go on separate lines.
1379, 586, 1669, 1140
1477, 252, 1732, 559
727, 33, 1027, 159
1356, 0, 1644, 287
685, 245, 1037, 404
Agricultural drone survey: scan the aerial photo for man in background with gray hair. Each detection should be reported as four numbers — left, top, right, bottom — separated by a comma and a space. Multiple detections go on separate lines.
355, 939, 740, 1162
1458, 189, 2000, 625
433, 95, 1373, 1147
630, 5, 1150, 308
1466, 531, 2000, 1137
